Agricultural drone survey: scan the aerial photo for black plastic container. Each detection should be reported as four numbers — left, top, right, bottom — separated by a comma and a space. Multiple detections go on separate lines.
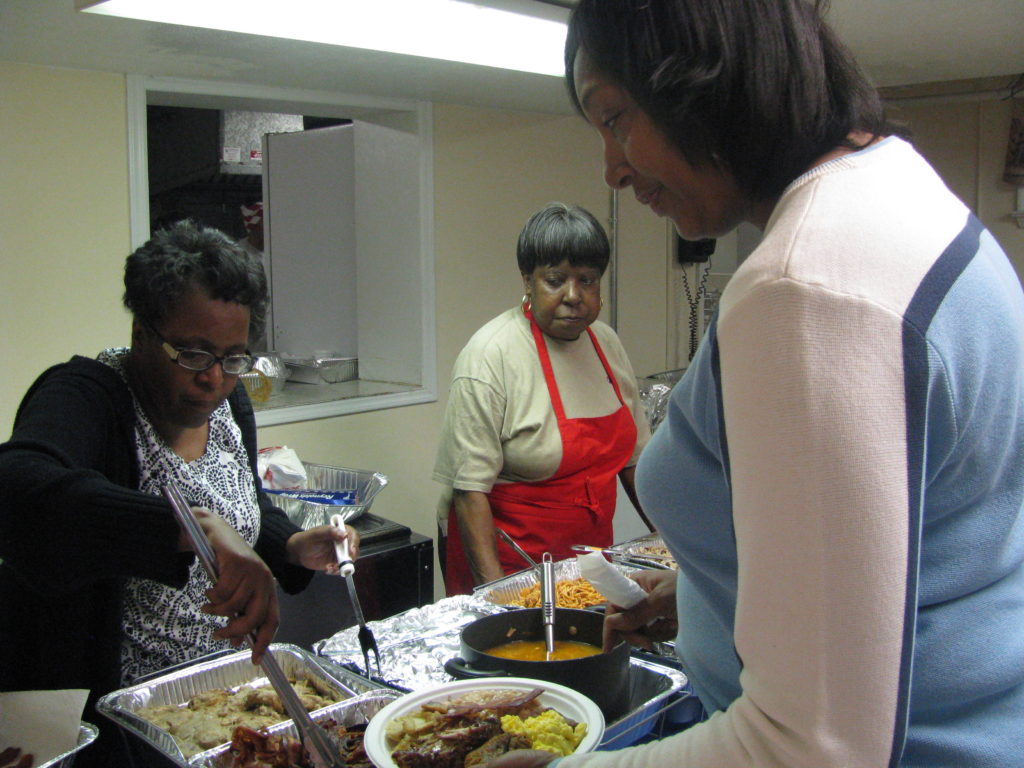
444, 608, 631, 720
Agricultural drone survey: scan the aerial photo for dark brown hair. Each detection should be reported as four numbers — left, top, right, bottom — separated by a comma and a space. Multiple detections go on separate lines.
565, 0, 908, 200
123, 219, 269, 340
516, 202, 611, 275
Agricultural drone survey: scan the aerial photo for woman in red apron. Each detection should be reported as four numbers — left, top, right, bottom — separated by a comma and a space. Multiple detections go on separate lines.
435, 203, 653, 595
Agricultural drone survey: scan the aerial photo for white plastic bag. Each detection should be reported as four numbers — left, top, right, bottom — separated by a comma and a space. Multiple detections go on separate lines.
257, 445, 307, 490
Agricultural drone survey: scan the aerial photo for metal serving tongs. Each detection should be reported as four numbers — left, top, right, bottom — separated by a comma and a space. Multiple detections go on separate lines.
329, 513, 381, 679
570, 543, 675, 570
161, 483, 345, 768
540, 552, 556, 660
496, 527, 540, 571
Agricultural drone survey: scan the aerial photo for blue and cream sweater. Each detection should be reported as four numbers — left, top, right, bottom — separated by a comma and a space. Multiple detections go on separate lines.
563, 137, 1024, 767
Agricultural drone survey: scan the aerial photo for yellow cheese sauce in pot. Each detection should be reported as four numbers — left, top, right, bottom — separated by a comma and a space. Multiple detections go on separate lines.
484, 639, 602, 661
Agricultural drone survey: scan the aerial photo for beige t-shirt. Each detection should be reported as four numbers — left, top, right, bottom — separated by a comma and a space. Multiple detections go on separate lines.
433, 307, 650, 523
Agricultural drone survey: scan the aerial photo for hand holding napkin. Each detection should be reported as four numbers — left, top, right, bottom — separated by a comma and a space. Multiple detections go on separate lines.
577, 551, 647, 608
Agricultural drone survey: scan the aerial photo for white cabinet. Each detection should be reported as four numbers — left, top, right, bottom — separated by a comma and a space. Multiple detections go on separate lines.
256, 112, 433, 425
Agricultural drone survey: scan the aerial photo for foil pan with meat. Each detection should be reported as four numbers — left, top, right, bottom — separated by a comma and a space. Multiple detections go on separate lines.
96, 643, 380, 766
191, 690, 399, 768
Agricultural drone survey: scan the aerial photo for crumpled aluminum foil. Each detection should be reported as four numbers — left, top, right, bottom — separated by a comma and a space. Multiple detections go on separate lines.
637, 369, 685, 432
313, 595, 505, 692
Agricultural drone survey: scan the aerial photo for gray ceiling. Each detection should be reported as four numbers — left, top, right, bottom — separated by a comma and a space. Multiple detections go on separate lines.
2, 0, 1023, 114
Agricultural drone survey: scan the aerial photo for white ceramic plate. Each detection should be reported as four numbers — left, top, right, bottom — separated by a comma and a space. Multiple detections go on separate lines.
364, 676, 604, 768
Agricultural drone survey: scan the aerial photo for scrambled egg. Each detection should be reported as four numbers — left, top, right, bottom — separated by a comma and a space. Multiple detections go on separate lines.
501, 708, 588, 756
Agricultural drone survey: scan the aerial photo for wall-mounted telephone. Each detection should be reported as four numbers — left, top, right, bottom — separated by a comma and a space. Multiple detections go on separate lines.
675, 236, 716, 264
674, 236, 715, 360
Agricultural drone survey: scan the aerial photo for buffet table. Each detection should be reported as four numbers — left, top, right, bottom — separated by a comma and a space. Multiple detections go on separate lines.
95, 532, 705, 767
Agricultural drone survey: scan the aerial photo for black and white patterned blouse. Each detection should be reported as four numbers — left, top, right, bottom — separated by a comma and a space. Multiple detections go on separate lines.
98, 349, 261, 684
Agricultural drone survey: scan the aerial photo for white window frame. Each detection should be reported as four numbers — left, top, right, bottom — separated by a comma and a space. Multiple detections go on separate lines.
126, 75, 437, 426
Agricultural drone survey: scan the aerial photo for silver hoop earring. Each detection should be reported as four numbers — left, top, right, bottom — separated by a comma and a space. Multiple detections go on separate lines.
522, 294, 531, 313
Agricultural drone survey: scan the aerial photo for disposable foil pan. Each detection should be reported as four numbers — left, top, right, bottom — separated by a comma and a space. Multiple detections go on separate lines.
35, 721, 99, 768
472, 557, 641, 608
599, 657, 690, 750
283, 356, 358, 384
317, 356, 358, 384
95, 644, 379, 767
190, 689, 400, 768
270, 462, 388, 529
608, 532, 679, 570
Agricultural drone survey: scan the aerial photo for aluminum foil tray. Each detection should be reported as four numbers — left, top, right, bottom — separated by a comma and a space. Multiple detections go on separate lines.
599, 656, 689, 750
283, 356, 358, 384
315, 595, 505, 691
472, 557, 641, 608
35, 721, 99, 768
609, 532, 679, 570
270, 462, 388, 529
190, 689, 400, 768
95, 644, 378, 767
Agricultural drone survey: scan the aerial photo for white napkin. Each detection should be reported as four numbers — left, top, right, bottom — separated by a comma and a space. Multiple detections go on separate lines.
0, 689, 88, 765
577, 551, 647, 609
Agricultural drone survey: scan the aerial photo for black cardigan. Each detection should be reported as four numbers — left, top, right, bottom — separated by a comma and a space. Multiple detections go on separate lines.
0, 356, 312, 765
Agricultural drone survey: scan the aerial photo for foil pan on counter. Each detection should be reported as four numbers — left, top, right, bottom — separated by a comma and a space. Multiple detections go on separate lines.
191, 689, 400, 768
600, 657, 690, 749
283, 355, 358, 384
96, 643, 381, 767
33, 722, 99, 768
271, 462, 388, 529
473, 557, 642, 608
315, 595, 505, 692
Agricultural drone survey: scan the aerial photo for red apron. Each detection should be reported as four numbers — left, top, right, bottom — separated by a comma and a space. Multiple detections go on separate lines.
445, 311, 638, 595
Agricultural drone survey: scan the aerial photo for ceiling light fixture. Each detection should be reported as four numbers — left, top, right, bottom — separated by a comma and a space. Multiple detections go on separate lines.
77, 0, 569, 77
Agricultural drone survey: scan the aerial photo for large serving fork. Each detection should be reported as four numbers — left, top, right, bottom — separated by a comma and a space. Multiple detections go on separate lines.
330, 512, 381, 678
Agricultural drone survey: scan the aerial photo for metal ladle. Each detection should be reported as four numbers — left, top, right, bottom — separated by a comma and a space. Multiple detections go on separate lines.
540, 552, 555, 659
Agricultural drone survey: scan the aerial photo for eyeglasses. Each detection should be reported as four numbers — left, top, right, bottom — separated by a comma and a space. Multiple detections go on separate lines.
148, 325, 255, 375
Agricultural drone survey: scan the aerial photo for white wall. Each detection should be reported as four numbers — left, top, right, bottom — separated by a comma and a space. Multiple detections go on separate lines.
890, 96, 1024, 270
1, 62, 131, 412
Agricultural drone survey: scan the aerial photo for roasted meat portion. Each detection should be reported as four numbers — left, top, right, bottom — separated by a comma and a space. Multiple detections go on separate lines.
392, 715, 503, 768
464, 733, 533, 767
387, 688, 557, 767
227, 721, 371, 768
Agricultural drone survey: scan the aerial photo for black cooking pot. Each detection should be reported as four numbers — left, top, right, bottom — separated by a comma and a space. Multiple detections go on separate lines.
444, 608, 630, 720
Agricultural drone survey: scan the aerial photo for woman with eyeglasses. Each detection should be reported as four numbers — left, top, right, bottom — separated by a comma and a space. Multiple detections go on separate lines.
0, 219, 357, 767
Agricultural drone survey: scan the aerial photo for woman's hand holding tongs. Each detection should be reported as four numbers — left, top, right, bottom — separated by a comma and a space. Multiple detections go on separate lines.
180, 507, 280, 664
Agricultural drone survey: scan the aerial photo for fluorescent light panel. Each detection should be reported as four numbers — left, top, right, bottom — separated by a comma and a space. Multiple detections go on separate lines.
79, 0, 568, 76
